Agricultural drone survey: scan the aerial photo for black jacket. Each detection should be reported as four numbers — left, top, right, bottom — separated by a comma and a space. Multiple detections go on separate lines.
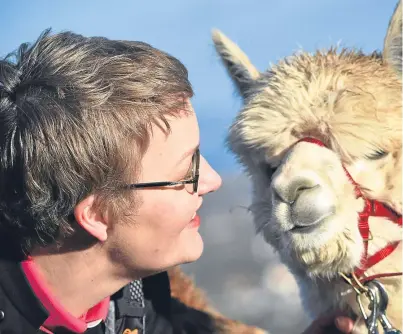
0, 259, 218, 334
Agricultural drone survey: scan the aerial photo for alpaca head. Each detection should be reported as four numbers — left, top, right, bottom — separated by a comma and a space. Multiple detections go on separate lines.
212, 1, 402, 278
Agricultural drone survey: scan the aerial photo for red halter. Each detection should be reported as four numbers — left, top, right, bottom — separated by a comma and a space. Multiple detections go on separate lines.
296, 137, 402, 279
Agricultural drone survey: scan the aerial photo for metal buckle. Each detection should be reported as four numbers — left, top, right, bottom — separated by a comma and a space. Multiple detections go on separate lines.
362, 231, 374, 242
339, 272, 368, 295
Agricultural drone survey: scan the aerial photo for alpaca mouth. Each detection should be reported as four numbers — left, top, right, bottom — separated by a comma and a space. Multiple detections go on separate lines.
289, 212, 333, 233
290, 225, 315, 232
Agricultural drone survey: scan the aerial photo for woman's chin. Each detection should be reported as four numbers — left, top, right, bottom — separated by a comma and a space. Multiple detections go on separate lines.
182, 234, 204, 264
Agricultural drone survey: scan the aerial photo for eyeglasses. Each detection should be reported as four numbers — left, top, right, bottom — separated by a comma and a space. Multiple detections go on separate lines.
125, 148, 200, 193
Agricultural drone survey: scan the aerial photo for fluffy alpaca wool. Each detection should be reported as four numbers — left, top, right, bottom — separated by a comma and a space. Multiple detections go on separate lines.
211, 1, 402, 333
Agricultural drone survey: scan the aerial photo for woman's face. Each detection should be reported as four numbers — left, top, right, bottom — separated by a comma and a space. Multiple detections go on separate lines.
107, 103, 222, 278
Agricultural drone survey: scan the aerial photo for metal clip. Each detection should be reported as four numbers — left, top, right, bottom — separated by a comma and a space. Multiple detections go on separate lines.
356, 286, 379, 334
365, 280, 402, 334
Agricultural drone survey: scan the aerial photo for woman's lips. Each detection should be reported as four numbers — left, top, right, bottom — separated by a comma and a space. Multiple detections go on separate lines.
188, 214, 200, 228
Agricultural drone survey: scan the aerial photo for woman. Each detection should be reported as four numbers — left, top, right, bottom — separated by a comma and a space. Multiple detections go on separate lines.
0, 29, 353, 334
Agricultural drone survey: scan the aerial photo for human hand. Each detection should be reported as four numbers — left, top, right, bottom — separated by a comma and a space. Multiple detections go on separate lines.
300, 311, 354, 334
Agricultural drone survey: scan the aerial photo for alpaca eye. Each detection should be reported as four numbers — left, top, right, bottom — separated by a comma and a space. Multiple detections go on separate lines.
365, 149, 388, 160
262, 163, 277, 178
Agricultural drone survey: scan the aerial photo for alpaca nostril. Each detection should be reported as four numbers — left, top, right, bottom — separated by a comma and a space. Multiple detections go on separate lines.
293, 184, 319, 201
273, 176, 320, 204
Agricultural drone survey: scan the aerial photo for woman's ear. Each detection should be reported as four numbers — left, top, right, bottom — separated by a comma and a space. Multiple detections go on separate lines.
74, 195, 108, 242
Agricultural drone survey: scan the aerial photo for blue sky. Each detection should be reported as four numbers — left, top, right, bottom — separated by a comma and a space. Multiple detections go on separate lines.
1, 0, 395, 173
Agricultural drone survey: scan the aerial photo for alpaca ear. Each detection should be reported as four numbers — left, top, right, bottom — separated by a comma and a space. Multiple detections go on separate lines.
212, 29, 260, 100
383, 0, 402, 76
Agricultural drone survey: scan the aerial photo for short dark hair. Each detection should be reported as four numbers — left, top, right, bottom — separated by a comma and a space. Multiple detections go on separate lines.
0, 29, 193, 258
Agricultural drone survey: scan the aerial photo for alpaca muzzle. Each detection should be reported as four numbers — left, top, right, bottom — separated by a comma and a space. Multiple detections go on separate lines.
295, 137, 402, 280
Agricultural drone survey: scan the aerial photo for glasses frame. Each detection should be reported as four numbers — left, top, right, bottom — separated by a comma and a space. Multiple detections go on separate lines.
125, 148, 200, 193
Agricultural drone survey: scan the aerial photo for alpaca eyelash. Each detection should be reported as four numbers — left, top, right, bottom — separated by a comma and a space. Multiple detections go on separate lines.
365, 149, 388, 160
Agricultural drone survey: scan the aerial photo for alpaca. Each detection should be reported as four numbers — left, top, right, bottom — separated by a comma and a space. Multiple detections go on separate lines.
211, 1, 402, 333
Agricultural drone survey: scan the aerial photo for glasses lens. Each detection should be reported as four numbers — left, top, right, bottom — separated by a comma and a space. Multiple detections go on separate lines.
184, 149, 200, 193
193, 149, 200, 193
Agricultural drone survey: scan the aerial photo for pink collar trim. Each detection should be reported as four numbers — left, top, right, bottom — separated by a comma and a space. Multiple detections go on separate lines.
21, 258, 110, 333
